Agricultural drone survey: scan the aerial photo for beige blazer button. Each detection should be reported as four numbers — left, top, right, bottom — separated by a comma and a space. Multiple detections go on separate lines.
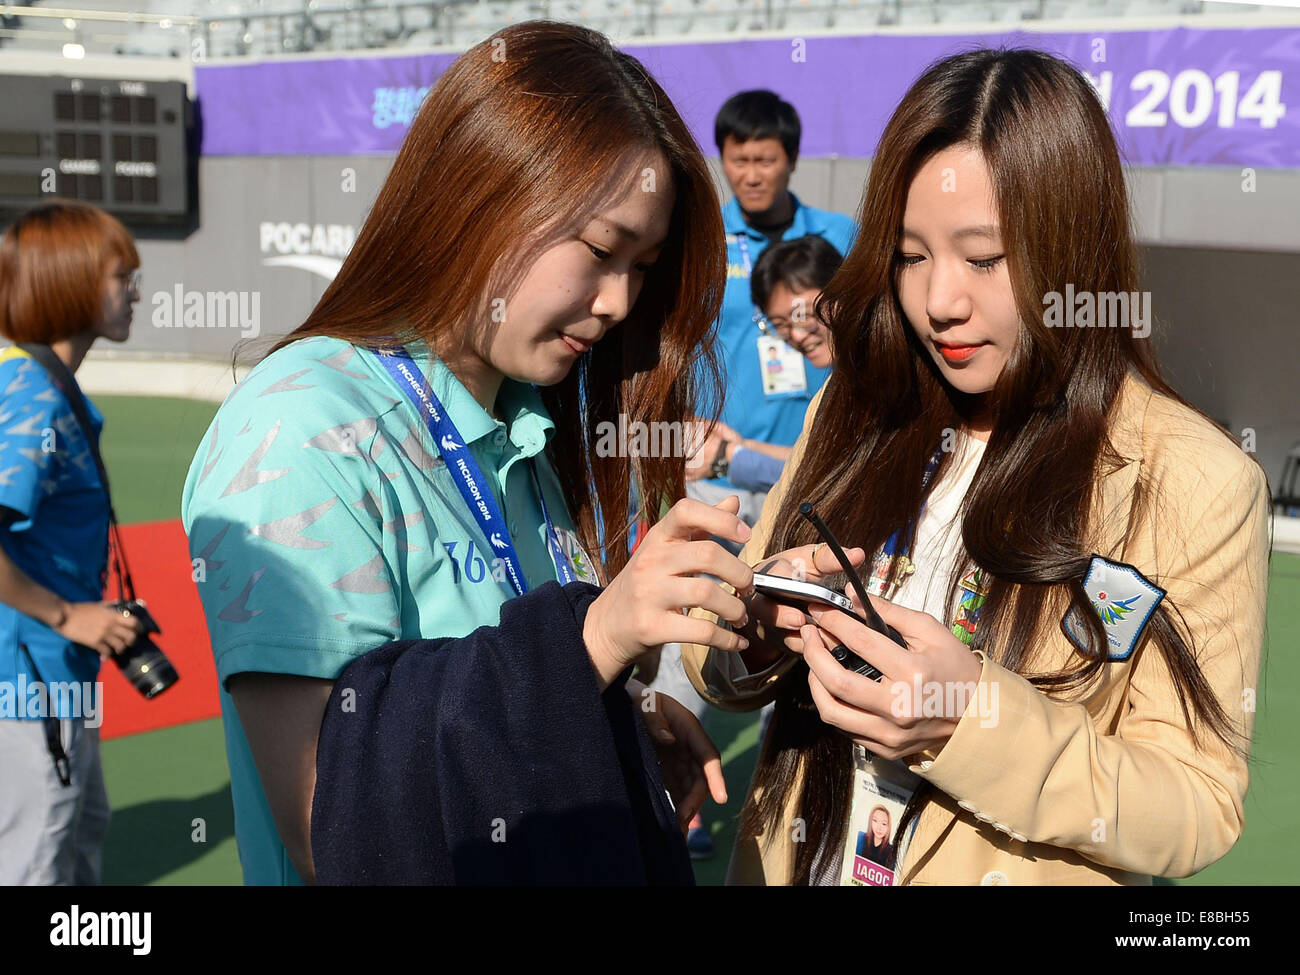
1010, 832, 1028, 843
981, 871, 1010, 886
957, 800, 978, 813
918, 760, 934, 771
974, 812, 995, 823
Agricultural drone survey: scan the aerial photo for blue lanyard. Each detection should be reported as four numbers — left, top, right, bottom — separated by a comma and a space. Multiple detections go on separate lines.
735, 233, 754, 276
532, 463, 577, 588
737, 235, 771, 340
881, 445, 946, 559
368, 345, 576, 596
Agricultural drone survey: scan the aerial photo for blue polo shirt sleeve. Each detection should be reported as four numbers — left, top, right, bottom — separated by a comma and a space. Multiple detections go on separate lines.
822, 211, 859, 260
728, 446, 786, 494
0, 359, 60, 531
181, 371, 402, 689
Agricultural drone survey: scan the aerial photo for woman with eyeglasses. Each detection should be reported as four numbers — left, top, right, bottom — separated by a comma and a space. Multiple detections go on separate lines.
0, 199, 146, 884
693, 235, 844, 496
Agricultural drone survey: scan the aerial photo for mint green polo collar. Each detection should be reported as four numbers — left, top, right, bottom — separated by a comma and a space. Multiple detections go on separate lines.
497, 380, 554, 458
399, 338, 554, 457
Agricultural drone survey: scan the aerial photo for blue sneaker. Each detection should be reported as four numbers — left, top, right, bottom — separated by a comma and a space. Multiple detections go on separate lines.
687, 825, 715, 860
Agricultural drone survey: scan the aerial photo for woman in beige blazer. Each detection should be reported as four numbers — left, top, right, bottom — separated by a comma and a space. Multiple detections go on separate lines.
680, 48, 1270, 886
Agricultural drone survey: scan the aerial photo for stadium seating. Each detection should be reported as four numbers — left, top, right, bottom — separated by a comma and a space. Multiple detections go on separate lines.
651, 0, 694, 36
0, 0, 1283, 59
777, 0, 832, 33
830, 0, 888, 31
597, 0, 652, 40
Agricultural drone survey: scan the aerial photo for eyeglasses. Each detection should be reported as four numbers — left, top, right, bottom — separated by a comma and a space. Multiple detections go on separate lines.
116, 269, 142, 295
753, 309, 821, 340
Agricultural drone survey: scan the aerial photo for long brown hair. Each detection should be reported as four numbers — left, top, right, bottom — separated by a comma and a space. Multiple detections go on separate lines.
743, 48, 1267, 884
0, 199, 139, 344
264, 21, 725, 582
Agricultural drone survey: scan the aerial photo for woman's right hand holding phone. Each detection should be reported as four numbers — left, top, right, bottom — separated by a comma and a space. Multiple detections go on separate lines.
582, 496, 756, 690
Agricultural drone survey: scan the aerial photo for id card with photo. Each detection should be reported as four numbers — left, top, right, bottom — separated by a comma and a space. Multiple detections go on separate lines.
840, 745, 922, 887
755, 336, 808, 397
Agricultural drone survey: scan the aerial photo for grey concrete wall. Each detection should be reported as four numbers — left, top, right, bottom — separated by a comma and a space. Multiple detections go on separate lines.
1143, 244, 1300, 493
124, 156, 394, 359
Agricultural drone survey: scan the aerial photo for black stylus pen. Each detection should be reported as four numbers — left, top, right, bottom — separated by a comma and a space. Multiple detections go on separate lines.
799, 502, 907, 680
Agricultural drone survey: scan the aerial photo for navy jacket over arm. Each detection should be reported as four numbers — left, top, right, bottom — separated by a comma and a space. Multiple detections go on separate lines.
310, 580, 694, 885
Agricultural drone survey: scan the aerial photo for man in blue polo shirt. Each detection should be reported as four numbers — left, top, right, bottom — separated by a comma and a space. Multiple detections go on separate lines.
689, 90, 858, 533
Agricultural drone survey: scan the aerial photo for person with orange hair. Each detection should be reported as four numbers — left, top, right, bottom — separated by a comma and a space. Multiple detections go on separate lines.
0, 199, 145, 885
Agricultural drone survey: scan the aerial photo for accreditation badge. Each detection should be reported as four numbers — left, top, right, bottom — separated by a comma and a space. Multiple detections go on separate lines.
755, 336, 808, 397
839, 745, 922, 886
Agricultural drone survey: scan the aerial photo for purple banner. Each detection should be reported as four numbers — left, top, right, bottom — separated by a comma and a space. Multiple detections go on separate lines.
195, 26, 1300, 168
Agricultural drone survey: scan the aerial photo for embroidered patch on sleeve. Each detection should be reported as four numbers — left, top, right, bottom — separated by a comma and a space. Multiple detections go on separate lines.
1063, 554, 1166, 661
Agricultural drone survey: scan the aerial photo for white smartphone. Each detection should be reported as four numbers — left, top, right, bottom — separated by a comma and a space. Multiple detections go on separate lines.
751, 572, 885, 681
752, 573, 856, 613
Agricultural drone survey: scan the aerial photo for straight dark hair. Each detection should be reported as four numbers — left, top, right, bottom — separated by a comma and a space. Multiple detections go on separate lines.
714, 89, 802, 161
262, 21, 726, 583
741, 48, 1267, 885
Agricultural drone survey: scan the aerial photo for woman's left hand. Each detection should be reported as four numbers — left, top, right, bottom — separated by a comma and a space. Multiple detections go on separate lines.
626, 679, 727, 833
797, 593, 985, 761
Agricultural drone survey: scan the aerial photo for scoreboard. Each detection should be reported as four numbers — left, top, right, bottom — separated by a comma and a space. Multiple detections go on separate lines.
0, 74, 193, 226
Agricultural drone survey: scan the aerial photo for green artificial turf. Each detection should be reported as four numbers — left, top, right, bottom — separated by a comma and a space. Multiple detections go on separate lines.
96, 393, 223, 524
1178, 551, 1300, 885
100, 717, 242, 885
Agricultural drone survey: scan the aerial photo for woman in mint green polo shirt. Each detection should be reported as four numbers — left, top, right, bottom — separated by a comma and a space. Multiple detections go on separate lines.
181, 22, 758, 884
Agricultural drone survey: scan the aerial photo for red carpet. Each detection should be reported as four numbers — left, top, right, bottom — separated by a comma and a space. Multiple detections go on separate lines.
99, 519, 222, 741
